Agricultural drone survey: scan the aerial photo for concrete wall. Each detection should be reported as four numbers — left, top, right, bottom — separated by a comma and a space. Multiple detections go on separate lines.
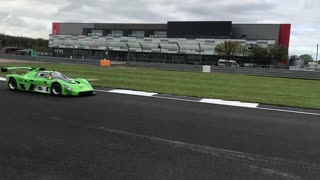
94, 23, 167, 30
232, 24, 280, 43
59, 23, 95, 35
56, 23, 282, 42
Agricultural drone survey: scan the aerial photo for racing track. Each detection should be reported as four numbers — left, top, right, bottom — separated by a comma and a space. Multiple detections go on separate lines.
1, 81, 320, 179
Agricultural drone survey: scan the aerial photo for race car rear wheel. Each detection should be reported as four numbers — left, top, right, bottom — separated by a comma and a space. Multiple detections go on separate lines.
51, 83, 62, 96
8, 78, 17, 91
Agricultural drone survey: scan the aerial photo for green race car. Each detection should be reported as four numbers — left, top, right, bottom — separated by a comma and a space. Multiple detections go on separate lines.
1, 67, 95, 96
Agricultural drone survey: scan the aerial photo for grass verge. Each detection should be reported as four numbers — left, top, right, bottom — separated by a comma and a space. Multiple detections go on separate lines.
0, 62, 319, 109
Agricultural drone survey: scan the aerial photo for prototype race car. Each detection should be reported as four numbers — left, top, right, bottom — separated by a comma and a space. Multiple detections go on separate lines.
1, 67, 95, 96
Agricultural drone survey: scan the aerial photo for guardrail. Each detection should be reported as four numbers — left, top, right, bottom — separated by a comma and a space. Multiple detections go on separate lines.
127, 62, 203, 72
0, 54, 101, 65
1, 54, 319, 80
128, 62, 320, 80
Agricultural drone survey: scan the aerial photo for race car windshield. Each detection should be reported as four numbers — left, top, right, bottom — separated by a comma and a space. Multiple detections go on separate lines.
50, 72, 72, 83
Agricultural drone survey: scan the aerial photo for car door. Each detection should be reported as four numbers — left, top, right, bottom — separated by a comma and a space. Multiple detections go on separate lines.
32, 72, 50, 93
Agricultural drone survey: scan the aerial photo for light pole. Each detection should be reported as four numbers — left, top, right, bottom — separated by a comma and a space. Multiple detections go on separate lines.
126, 43, 130, 61
176, 42, 180, 64
316, 44, 318, 71
158, 43, 162, 63
57, 45, 60, 57
89, 45, 92, 59
176, 42, 180, 54
139, 42, 143, 53
106, 46, 109, 60
198, 43, 202, 65
72, 45, 75, 59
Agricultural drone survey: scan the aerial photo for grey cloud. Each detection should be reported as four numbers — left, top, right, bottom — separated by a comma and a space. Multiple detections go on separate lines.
0, 0, 319, 57
0, 15, 27, 27
180, 1, 275, 17
53, 0, 164, 22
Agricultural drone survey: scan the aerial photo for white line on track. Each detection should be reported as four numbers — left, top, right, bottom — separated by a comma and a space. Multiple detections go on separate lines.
0, 79, 314, 116
257, 107, 320, 116
94, 89, 320, 116
200, 98, 259, 108
96, 89, 158, 97
0, 76, 318, 116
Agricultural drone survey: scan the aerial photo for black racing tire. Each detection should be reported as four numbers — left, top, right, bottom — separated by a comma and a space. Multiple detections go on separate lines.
8, 78, 17, 91
51, 83, 62, 96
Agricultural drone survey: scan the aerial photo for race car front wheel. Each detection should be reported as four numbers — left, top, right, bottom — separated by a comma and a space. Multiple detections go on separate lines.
51, 83, 62, 96
8, 78, 17, 91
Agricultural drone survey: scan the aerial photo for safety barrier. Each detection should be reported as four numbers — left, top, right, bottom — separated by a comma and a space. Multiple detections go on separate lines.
0, 54, 101, 65
127, 62, 320, 80
1, 54, 319, 80
100, 59, 111, 67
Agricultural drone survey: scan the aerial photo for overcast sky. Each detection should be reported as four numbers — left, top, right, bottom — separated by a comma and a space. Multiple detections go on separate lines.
0, 0, 319, 57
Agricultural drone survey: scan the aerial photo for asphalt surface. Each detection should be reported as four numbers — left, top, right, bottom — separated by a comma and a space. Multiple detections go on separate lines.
1, 81, 320, 180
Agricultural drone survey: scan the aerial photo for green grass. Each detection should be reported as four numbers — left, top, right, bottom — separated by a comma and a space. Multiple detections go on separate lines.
1, 62, 320, 109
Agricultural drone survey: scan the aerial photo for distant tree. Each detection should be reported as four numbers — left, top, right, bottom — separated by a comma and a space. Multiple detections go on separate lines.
290, 55, 299, 60
0, 34, 49, 52
299, 54, 314, 65
289, 55, 299, 66
238, 45, 250, 57
215, 41, 241, 63
250, 45, 269, 64
269, 45, 288, 64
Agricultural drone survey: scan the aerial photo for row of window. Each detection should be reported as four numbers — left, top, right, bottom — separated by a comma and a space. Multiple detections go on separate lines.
87, 30, 167, 38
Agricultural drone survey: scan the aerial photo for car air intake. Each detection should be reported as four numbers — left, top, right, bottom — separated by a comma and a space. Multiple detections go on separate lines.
78, 91, 94, 96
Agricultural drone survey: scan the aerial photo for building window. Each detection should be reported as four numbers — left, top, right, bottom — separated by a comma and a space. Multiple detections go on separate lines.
54, 49, 64, 54
92, 30, 103, 36
131, 31, 145, 37
112, 30, 123, 37
154, 31, 167, 38
240, 34, 247, 39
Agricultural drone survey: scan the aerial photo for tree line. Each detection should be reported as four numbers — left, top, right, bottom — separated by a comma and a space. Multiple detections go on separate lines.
289, 54, 318, 65
0, 34, 49, 52
214, 41, 288, 65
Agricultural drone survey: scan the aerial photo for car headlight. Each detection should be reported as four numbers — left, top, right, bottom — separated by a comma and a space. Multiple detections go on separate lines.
64, 84, 73, 91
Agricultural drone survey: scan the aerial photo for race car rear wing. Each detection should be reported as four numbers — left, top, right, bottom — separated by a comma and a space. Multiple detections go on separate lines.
1, 67, 45, 72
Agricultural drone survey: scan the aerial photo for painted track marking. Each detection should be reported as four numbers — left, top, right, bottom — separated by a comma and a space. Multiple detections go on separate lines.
94, 126, 304, 180
104, 89, 158, 97
0, 80, 318, 116
94, 89, 320, 116
200, 98, 259, 108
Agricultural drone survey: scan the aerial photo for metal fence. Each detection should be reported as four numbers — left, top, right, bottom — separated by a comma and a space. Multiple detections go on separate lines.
127, 62, 203, 72
1, 54, 319, 80
128, 62, 320, 80
0, 54, 101, 65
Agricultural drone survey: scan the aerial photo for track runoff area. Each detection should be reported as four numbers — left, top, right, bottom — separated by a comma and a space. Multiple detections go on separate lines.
95, 89, 320, 116
1, 76, 319, 115
1, 78, 320, 179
